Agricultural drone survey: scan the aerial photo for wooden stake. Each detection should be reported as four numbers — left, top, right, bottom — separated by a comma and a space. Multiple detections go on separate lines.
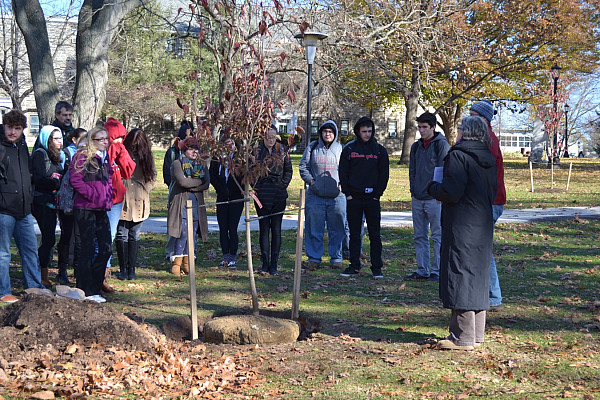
529, 161, 534, 193
291, 188, 306, 321
566, 162, 573, 192
244, 186, 259, 316
186, 199, 198, 340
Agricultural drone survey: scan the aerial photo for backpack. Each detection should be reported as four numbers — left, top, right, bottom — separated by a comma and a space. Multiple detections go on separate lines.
55, 163, 75, 214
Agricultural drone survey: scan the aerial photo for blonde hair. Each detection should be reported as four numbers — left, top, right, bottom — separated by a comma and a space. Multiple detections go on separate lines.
73, 127, 107, 173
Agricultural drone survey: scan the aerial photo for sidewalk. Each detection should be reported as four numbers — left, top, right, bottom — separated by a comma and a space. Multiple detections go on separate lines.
137, 206, 600, 234
35, 206, 600, 235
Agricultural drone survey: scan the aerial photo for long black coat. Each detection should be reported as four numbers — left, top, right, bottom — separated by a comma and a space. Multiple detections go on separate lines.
427, 140, 498, 310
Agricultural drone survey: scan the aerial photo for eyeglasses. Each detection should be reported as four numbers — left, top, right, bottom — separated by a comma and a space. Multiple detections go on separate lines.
93, 138, 109, 142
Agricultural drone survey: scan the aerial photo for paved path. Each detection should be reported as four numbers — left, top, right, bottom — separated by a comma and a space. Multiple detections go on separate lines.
137, 206, 600, 234
36, 206, 600, 235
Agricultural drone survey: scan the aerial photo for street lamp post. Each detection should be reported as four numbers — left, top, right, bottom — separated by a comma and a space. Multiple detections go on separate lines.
550, 64, 561, 165
294, 31, 328, 152
563, 103, 570, 158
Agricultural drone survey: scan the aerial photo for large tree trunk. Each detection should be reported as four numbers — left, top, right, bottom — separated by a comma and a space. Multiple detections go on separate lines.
11, 0, 59, 123
398, 69, 420, 164
73, 0, 141, 129
438, 101, 463, 145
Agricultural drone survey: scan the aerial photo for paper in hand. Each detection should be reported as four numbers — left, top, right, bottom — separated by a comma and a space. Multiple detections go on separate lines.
433, 167, 443, 183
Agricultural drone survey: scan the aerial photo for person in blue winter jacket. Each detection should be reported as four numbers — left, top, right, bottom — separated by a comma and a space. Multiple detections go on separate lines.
339, 116, 389, 278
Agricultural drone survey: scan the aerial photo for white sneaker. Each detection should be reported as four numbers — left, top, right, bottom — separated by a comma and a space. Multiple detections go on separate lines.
227, 261, 237, 269
85, 295, 106, 303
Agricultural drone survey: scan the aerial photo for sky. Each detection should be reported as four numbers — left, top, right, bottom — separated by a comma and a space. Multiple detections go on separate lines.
40, 0, 82, 17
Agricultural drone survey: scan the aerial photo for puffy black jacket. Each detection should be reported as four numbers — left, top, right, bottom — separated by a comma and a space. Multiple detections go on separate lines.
253, 143, 292, 210
0, 126, 33, 218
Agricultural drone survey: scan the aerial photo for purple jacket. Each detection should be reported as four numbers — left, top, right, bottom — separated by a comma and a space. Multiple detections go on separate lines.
70, 150, 113, 211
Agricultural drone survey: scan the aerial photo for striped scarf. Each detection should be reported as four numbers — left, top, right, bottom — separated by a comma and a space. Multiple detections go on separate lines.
180, 156, 204, 179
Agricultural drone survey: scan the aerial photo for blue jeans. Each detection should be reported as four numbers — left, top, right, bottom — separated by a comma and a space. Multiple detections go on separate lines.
0, 213, 43, 297
104, 202, 123, 269
411, 198, 442, 277
489, 204, 504, 306
305, 193, 346, 264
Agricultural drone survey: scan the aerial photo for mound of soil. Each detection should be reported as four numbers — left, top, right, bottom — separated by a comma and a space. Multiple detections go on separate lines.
0, 294, 158, 360
0, 295, 262, 398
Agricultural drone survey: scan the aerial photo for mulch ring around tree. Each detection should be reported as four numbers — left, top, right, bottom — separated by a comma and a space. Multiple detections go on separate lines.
162, 308, 321, 343
0, 294, 262, 398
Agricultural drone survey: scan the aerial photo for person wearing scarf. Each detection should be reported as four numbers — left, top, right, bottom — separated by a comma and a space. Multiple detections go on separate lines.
166, 136, 210, 275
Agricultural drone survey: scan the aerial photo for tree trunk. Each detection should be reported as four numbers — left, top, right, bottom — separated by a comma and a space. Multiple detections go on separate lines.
398, 69, 420, 164
12, 0, 59, 123
438, 101, 463, 145
73, 0, 141, 129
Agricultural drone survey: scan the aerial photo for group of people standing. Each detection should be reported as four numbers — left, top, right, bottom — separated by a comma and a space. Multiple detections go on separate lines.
1, 98, 504, 351
0, 102, 156, 304
403, 101, 506, 351
300, 117, 390, 278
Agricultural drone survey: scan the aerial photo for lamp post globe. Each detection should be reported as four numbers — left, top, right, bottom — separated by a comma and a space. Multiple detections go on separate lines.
294, 31, 328, 152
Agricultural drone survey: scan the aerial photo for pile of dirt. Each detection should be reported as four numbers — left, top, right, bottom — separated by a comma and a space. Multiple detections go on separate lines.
0, 295, 262, 398
0, 294, 159, 359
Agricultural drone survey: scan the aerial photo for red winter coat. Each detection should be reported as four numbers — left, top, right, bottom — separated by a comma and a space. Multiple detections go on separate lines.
104, 118, 136, 204
487, 121, 506, 205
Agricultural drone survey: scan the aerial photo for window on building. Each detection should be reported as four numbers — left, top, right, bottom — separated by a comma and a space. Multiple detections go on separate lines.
340, 120, 349, 136
311, 120, 319, 138
277, 119, 289, 134
388, 120, 397, 137
71, 26, 77, 44
166, 38, 189, 58
30, 115, 40, 135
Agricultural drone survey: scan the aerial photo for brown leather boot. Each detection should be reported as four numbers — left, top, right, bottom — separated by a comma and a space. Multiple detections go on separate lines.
171, 256, 183, 276
102, 269, 116, 293
181, 255, 189, 275
41, 268, 51, 288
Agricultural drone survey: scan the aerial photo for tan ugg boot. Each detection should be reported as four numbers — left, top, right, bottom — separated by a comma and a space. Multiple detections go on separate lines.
171, 256, 183, 276
41, 268, 51, 288
181, 256, 189, 275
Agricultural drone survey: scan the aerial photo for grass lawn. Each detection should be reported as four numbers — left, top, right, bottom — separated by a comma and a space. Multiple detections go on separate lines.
4, 152, 599, 398
20, 217, 593, 399
150, 151, 600, 216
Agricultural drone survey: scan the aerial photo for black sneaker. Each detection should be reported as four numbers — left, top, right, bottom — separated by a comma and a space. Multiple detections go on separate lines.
426, 274, 439, 282
404, 272, 429, 281
340, 267, 359, 277
371, 268, 384, 279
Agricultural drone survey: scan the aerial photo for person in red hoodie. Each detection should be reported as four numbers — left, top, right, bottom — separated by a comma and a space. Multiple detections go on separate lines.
101, 118, 136, 292
470, 101, 506, 311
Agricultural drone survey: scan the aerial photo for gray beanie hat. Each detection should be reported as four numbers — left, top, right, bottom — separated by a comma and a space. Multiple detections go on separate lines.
470, 100, 496, 123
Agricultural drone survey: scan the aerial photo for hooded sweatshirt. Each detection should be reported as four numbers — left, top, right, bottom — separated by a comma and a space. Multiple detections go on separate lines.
31, 125, 64, 204
298, 120, 343, 198
104, 118, 136, 204
339, 117, 389, 198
